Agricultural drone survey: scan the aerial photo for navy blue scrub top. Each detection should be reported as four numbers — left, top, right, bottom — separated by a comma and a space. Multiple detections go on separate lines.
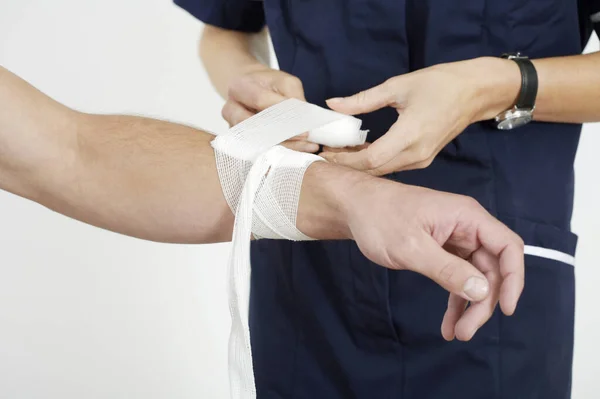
175, 1, 599, 397
176, 0, 599, 251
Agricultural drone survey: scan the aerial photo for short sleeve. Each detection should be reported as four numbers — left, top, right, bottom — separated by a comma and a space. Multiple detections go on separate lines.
174, 0, 266, 33
579, 0, 600, 47
591, 0, 600, 32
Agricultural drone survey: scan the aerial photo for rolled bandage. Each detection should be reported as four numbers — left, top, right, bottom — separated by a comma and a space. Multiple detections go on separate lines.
211, 98, 367, 399
212, 98, 367, 214
308, 115, 368, 148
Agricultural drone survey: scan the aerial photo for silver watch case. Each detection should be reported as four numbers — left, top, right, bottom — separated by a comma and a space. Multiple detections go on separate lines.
494, 106, 534, 130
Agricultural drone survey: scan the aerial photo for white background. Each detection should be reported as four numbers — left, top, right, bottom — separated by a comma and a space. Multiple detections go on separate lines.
0, 1, 598, 398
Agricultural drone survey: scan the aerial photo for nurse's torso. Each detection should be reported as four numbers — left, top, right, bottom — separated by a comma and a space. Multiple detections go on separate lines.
262, 0, 582, 228
250, 1, 582, 397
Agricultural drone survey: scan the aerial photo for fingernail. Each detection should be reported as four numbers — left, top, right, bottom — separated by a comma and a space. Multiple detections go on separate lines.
326, 97, 343, 104
463, 276, 489, 301
305, 143, 320, 153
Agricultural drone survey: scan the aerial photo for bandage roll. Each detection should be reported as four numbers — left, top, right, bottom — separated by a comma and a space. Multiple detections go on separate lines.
213, 98, 367, 162
307, 114, 368, 148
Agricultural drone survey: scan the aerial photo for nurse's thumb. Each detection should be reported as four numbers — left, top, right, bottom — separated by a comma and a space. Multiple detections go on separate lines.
326, 81, 396, 115
404, 236, 490, 302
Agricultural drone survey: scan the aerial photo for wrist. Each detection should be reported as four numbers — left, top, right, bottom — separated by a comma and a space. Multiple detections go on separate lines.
297, 161, 372, 240
200, 27, 269, 98
237, 60, 270, 76
466, 57, 522, 122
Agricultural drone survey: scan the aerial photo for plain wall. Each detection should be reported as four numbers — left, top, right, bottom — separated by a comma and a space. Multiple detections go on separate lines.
0, 1, 598, 398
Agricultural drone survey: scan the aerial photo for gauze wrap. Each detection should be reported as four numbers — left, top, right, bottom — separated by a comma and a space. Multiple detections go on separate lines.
211, 98, 367, 399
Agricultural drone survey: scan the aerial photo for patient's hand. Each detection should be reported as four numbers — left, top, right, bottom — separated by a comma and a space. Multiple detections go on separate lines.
342, 176, 524, 341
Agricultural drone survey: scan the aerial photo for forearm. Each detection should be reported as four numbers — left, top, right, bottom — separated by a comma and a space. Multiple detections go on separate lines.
67, 114, 357, 243
471, 52, 600, 124
0, 66, 356, 244
532, 51, 600, 122
200, 25, 270, 98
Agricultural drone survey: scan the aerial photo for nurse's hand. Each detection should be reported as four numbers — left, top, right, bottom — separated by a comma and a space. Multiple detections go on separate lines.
322, 57, 520, 175
223, 64, 320, 153
341, 176, 525, 341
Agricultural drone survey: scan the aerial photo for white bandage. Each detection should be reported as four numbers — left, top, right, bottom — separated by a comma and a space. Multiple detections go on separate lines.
211, 98, 366, 399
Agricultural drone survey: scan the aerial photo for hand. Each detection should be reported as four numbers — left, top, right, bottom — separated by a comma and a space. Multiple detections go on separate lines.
344, 176, 524, 341
322, 57, 520, 175
223, 64, 319, 153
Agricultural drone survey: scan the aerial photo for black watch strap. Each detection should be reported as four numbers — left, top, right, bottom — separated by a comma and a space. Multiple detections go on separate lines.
501, 53, 538, 110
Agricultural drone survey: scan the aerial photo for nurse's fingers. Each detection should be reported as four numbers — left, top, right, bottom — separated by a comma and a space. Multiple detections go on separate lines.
320, 117, 414, 175
222, 100, 255, 127
473, 212, 525, 316
274, 75, 307, 102
454, 248, 502, 341
228, 79, 288, 112
326, 78, 401, 115
395, 234, 490, 303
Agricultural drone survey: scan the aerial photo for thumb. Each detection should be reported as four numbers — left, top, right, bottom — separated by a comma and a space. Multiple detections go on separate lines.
401, 235, 490, 302
326, 80, 396, 115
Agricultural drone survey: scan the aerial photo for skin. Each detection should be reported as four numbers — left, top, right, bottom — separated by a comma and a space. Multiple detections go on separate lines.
322, 53, 600, 175
201, 26, 318, 153
0, 65, 524, 341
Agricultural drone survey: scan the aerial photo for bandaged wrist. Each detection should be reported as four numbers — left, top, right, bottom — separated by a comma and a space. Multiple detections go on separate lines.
212, 98, 367, 216
211, 98, 367, 399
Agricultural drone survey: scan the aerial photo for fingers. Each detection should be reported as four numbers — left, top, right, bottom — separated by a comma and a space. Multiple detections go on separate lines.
275, 75, 306, 101
441, 248, 502, 342
441, 294, 468, 341
221, 100, 254, 127
474, 212, 525, 316
229, 69, 307, 112
228, 79, 288, 112
453, 247, 501, 341
320, 117, 414, 175
396, 234, 490, 303
326, 78, 399, 115
436, 198, 523, 340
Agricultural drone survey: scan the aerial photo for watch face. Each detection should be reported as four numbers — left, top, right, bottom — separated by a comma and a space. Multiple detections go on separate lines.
496, 109, 533, 130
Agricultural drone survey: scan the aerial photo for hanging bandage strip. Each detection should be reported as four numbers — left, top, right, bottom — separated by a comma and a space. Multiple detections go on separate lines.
211, 98, 367, 399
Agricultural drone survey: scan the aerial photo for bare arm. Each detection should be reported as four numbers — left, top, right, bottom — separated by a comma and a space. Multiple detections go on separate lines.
468, 52, 600, 123
323, 51, 600, 174
530, 52, 600, 123
200, 25, 270, 98
0, 65, 350, 244
0, 65, 526, 338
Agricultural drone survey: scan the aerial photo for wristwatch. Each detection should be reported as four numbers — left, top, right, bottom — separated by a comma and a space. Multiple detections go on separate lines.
492, 52, 538, 130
